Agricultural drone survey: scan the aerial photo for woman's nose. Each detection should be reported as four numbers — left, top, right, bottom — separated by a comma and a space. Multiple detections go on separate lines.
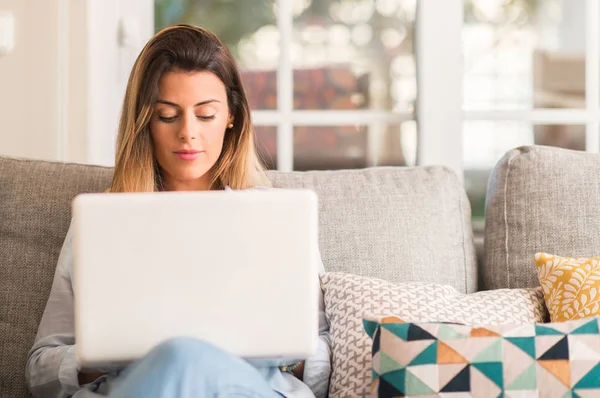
177, 113, 198, 141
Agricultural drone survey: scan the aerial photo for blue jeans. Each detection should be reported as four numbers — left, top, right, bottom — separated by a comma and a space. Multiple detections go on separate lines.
108, 337, 282, 398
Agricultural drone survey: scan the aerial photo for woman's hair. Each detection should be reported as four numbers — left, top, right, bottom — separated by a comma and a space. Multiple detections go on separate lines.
110, 24, 270, 192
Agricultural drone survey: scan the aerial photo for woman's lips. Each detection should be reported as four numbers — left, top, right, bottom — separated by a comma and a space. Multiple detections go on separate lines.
174, 150, 203, 161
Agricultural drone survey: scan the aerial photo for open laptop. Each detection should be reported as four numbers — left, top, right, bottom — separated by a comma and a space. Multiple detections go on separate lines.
71, 189, 320, 369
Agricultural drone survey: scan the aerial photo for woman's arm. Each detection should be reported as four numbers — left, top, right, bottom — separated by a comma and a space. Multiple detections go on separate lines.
300, 253, 332, 398
26, 224, 90, 398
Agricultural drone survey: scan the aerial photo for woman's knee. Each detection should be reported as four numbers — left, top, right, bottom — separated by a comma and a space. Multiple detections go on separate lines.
147, 337, 235, 371
114, 337, 277, 398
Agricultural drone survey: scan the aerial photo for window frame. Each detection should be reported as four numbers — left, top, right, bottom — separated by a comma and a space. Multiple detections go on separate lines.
252, 0, 416, 171
456, 0, 600, 166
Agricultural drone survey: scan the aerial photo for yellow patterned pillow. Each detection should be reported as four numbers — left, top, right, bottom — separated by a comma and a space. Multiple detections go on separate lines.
535, 252, 600, 322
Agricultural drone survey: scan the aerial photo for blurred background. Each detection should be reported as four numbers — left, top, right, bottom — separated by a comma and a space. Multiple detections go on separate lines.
155, 0, 590, 225
0, 0, 592, 226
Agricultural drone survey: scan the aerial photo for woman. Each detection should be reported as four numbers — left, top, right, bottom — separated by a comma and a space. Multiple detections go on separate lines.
26, 25, 331, 398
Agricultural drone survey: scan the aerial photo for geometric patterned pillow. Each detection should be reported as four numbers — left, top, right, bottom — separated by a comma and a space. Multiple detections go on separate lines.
535, 252, 600, 322
320, 272, 549, 398
363, 315, 600, 397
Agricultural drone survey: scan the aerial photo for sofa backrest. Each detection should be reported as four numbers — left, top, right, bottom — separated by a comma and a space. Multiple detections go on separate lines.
0, 158, 113, 398
269, 168, 477, 291
483, 145, 600, 290
0, 156, 476, 398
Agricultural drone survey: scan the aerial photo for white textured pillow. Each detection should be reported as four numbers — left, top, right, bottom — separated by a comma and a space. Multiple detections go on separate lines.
320, 272, 548, 398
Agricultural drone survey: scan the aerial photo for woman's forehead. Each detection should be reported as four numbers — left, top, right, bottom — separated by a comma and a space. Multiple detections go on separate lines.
157, 70, 227, 103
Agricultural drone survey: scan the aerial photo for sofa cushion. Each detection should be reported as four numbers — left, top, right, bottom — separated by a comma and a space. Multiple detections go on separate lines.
320, 272, 547, 398
363, 315, 600, 397
535, 252, 600, 322
270, 166, 476, 292
484, 145, 600, 290
0, 157, 112, 398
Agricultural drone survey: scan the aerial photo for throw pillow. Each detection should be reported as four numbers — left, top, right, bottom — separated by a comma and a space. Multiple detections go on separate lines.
363, 315, 600, 397
320, 272, 548, 398
535, 252, 600, 322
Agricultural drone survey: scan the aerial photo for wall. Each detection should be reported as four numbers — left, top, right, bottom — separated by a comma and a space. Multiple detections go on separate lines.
0, 0, 61, 161
0, 0, 153, 164
85, 0, 153, 166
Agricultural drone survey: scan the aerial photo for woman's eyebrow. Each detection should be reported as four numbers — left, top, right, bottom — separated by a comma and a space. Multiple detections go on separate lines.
155, 99, 221, 108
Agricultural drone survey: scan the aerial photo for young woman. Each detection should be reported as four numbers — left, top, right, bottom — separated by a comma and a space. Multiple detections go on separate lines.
26, 25, 331, 398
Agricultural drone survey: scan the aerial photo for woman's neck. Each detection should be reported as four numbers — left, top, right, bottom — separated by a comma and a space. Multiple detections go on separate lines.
162, 175, 212, 192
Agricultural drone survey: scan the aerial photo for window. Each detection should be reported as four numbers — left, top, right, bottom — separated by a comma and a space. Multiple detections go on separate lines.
463, 0, 597, 224
154, 0, 418, 171
153, 0, 598, 225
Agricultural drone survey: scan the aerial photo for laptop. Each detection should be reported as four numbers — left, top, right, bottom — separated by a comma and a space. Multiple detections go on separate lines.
71, 189, 320, 369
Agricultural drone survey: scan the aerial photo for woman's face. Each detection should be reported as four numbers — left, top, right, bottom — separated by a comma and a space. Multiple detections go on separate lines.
150, 70, 232, 191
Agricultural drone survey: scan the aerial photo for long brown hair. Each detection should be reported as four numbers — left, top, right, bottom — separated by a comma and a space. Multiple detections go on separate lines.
110, 24, 270, 192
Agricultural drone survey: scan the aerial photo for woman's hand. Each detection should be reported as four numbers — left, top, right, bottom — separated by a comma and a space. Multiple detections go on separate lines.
78, 371, 105, 386
292, 361, 305, 380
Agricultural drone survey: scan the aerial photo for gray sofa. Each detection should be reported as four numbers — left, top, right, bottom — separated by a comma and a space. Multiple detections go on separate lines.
1, 145, 597, 397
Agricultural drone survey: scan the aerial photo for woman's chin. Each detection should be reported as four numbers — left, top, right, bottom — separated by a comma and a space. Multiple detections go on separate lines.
160, 168, 211, 189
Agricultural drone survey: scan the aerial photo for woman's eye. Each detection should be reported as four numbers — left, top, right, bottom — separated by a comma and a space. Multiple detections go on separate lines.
197, 115, 216, 121
158, 115, 177, 123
